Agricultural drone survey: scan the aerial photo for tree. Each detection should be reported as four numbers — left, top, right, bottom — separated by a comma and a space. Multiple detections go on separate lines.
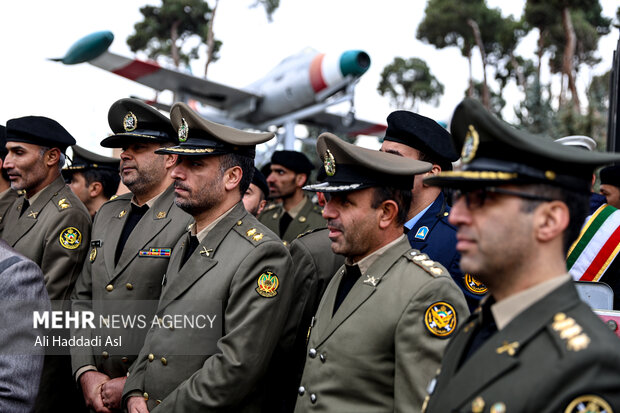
377, 57, 444, 111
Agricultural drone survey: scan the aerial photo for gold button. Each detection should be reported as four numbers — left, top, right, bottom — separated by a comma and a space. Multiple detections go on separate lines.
148, 353, 154, 362
236, 220, 243, 226
102, 351, 109, 359
105, 284, 114, 292
121, 357, 128, 363
299, 216, 307, 223
161, 357, 167, 366
143, 392, 149, 401
125, 283, 133, 290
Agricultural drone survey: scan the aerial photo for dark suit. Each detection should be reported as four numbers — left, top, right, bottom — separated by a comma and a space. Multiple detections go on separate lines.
424, 280, 620, 412
407, 192, 482, 311
0, 240, 50, 413
71, 185, 193, 379
122, 203, 294, 411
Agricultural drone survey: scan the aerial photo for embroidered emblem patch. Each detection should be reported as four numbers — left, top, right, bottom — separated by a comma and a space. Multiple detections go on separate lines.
123, 112, 138, 131
178, 118, 189, 142
89, 248, 97, 262
324, 149, 336, 176
415, 226, 429, 240
464, 273, 488, 295
424, 301, 457, 338
461, 125, 479, 164
256, 271, 279, 298
59, 227, 82, 250
564, 395, 613, 413
139, 248, 172, 257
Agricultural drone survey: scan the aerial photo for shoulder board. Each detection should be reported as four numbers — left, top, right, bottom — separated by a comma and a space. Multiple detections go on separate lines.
52, 192, 73, 211
549, 312, 591, 352
296, 226, 328, 239
232, 219, 273, 246
106, 193, 132, 203
404, 249, 445, 277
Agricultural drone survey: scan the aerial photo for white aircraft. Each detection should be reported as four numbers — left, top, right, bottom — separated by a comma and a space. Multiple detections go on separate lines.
52, 31, 386, 153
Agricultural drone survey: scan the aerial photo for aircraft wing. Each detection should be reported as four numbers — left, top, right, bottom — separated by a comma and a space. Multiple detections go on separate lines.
300, 112, 386, 138
89, 51, 261, 110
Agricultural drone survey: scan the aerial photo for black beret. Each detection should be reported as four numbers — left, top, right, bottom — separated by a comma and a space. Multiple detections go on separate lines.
383, 110, 458, 164
5, 116, 76, 152
0, 125, 6, 160
600, 165, 620, 187
101, 98, 177, 148
425, 98, 620, 192
271, 150, 314, 174
251, 167, 269, 198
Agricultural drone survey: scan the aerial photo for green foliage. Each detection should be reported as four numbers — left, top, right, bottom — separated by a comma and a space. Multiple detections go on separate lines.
250, 0, 281, 21
377, 57, 444, 110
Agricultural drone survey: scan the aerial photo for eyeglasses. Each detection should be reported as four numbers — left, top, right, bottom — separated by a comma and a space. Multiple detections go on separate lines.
451, 187, 556, 209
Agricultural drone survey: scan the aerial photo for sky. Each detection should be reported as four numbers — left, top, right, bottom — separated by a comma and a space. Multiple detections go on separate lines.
0, 0, 618, 156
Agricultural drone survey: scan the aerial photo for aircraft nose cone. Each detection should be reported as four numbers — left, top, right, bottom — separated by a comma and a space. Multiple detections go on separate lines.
339, 50, 370, 77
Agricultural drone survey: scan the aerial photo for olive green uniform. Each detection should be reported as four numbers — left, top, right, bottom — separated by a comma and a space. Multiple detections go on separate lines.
258, 196, 325, 244
423, 280, 620, 412
71, 184, 193, 379
0, 187, 21, 233
122, 203, 294, 412
294, 237, 469, 412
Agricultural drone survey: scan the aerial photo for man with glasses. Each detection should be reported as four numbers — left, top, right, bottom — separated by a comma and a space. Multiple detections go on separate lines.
421, 99, 620, 412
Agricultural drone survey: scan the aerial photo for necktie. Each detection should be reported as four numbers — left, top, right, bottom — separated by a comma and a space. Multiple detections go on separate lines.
115, 203, 150, 265
19, 198, 30, 218
279, 212, 293, 237
459, 303, 497, 367
181, 235, 200, 267
333, 264, 362, 315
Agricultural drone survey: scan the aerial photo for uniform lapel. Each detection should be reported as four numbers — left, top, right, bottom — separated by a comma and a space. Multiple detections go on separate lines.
103, 200, 130, 278
283, 197, 311, 241
3, 177, 65, 246
315, 238, 411, 346
112, 186, 176, 279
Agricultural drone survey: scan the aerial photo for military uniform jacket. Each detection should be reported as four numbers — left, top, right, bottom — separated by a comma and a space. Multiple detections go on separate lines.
258, 196, 325, 244
71, 184, 193, 379
1, 176, 91, 301
122, 202, 294, 412
407, 192, 482, 311
294, 237, 469, 413
0, 188, 21, 233
424, 281, 620, 413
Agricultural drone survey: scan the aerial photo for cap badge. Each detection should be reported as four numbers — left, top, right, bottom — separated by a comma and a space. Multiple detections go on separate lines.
178, 118, 189, 142
123, 112, 138, 132
424, 301, 458, 338
461, 125, 480, 164
324, 149, 336, 176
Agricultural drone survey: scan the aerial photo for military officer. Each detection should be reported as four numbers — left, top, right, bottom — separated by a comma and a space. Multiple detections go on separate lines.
258, 150, 324, 244
71, 98, 192, 412
422, 98, 620, 412
294, 133, 469, 412
242, 166, 269, 216
63, 144, 121, 217
2, 115, 91, 413
122, 102, 294, 412
0, 125, 22, 232
380, 110, 483, 311
599, 164, 620, 209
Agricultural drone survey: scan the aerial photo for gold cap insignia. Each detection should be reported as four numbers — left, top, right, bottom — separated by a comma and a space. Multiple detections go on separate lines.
424, 301, 458, 338
178, 117, 189, 142
256, 271, 279, 298
59, 227, 82, 250
123, 112, 138, 132
464, 273, 488, 295
461, 125, 480, 164
324, 149, 336, 176
564, 395, 613, 413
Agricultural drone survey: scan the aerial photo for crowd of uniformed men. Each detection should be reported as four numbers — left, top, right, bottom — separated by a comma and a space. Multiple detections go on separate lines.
1, 96, 620, 413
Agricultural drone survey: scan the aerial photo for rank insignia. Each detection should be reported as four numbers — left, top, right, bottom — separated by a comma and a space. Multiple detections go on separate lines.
552, 313, 590, 352
256, 271, 279, 298
119, 210, 127, 218
461, 125, 479, 164
324, 149, 336, 176
252, 233, 264, 242
415, 226, 429, 240
564, 395, 612, 413
247, 228, 257, 237
59, 227, 82, 250
464, 273, 488, 295
156, 211, 167, 219
364, 275, 379, 287
424, 301, 457, 338
139, 248, 172, 257
58, 198, 71, 209
490, 402, 506, 413
123, 111, 137, 132
178, 117, 189, 142
89, 248, 97, 262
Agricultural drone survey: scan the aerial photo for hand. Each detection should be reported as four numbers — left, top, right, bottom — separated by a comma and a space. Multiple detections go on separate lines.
79, 370, 112, 413
101, 376, 126, 410
127, 395, 150, 413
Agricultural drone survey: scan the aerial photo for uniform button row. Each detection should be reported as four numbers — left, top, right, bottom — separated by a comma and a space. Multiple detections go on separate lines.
147, 353, 168, 365
105, 283, 134, 291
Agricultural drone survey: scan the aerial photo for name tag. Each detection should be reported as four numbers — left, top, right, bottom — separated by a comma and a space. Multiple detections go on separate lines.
139, 248, 172, 257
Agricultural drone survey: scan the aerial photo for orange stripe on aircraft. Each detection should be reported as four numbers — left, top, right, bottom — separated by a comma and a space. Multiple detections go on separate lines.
309, 53, 327, 93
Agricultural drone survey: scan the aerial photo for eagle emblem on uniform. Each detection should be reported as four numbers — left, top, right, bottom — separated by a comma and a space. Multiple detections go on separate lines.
59, 227, 82, 250
256, 271, 279, 298
424, 301, 457, 338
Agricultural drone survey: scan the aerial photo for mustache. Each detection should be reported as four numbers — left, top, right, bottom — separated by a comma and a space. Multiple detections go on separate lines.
174, 181, 191, 192
327, 220, 344, 232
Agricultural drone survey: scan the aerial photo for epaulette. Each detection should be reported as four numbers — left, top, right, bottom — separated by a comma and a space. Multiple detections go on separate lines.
404, 250, 445, 277
265, 203, 278, 211
296, 226, 327, 239
232, 219, 272, 246
550, 312, 590, 352
106, 192, 132, 203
